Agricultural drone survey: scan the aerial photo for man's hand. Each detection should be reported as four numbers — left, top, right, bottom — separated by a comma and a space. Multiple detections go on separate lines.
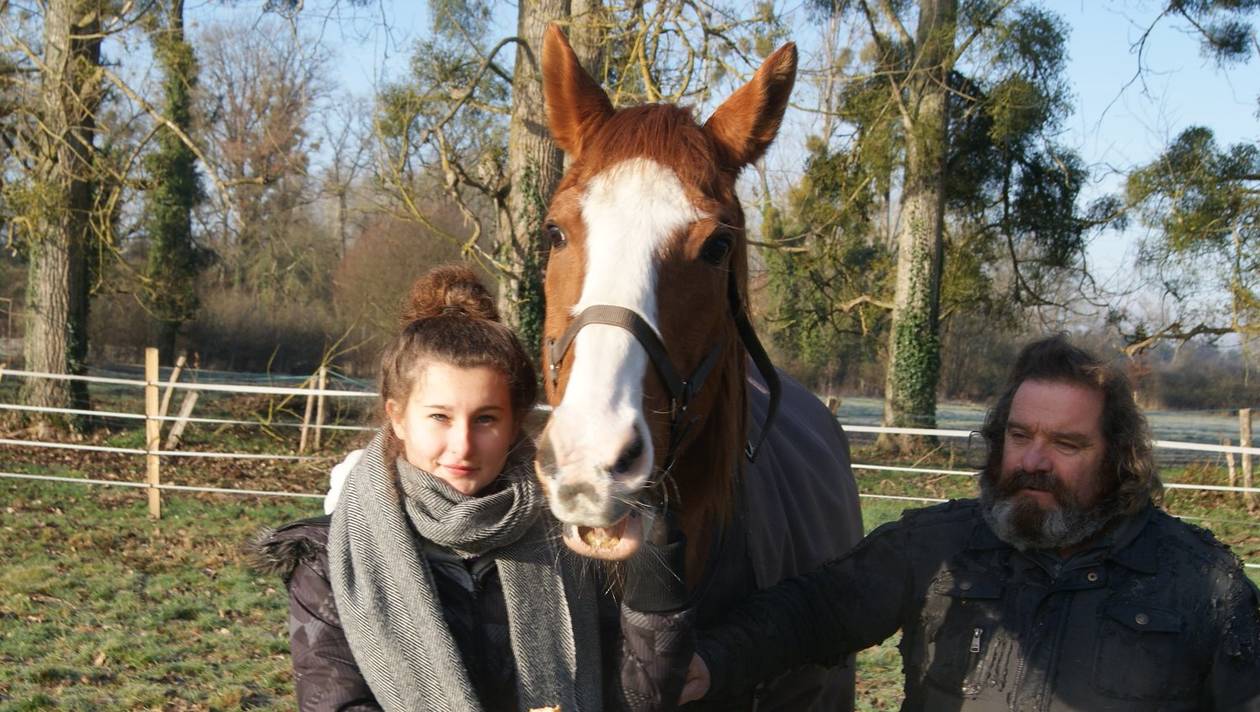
679, 654, 710, 704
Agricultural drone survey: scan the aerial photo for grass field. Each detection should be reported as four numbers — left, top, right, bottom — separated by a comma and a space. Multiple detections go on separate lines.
0, 478, 317, 710
2, 416, 1258, 710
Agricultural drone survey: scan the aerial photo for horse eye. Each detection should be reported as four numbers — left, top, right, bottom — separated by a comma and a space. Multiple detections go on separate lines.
544, 222, 567, 250
700, 233, 733, 265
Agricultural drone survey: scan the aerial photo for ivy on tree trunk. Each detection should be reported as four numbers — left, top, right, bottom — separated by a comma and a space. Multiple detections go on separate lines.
144, 0, 204, 365
880, 0, 955, 452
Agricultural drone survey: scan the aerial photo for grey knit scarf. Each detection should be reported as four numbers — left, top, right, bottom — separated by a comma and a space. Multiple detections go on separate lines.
328, 432, 603, 712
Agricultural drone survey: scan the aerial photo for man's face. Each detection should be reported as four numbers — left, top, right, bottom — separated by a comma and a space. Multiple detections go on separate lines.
982, 379, 1112, 551
1001, 379, 1106, 510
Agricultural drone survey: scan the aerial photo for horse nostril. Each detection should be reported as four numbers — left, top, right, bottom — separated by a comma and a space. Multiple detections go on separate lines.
610, 433, 645, 476
557, 482, 598, 508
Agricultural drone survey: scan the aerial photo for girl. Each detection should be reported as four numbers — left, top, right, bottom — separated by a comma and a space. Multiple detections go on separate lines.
253, 265, 691, 712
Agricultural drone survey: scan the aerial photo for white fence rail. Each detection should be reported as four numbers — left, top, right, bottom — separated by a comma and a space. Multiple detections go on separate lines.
0, 470, 325, 499
0, 367, 374, 397
0, 403, 374, 430
844, 424, 1260, 457
3, 363, 1257, 570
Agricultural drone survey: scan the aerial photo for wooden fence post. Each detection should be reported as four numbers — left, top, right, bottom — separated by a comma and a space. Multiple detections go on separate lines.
299, 373, 315, 454
145, 348, 161, 519
313, 366, 328, 451
159, 354, 187, 420
1242, 408, 1254, 512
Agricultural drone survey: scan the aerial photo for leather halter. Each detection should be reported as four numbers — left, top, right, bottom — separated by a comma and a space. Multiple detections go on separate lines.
545, 268, 781, 471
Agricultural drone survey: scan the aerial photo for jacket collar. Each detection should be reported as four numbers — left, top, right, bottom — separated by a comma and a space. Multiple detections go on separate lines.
1103, 505, 1158, 574
969, 513, 1007, 550
968, 500, 1159, 574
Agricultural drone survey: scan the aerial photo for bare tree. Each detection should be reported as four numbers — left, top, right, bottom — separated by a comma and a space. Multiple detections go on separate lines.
194, 18, 331, 294
318, 95, 370, 259
497, 0, 585, 350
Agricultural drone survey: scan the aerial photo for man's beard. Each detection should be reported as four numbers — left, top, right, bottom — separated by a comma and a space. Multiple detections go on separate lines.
979, 467, 1116, 552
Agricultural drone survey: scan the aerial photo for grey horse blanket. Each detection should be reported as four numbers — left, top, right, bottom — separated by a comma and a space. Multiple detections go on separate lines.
737, 365, 864, 711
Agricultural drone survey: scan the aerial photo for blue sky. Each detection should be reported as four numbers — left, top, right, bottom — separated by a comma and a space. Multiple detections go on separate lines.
1061, 1, 1258, 291
1066, 1, 1258, 164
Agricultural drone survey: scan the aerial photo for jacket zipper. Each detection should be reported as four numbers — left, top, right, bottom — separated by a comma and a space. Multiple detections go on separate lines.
1013, 628, 1028, 699
961, 627, 986, 696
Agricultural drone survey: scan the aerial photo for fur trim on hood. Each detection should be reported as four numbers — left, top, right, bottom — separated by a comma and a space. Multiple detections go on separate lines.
244, 515, 330, 583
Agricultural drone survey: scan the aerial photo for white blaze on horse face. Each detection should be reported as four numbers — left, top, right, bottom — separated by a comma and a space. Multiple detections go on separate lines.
546, 158, 703, 522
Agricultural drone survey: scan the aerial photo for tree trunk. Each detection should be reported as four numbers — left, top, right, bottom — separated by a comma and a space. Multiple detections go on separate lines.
21, 0, 102, 426
337, 187, 348, 258
499, 1, 605, 357
498, 0, 570, 355
879, 0, 956, 451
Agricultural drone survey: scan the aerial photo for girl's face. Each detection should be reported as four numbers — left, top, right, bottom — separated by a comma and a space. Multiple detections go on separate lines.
386, 361, 517, 496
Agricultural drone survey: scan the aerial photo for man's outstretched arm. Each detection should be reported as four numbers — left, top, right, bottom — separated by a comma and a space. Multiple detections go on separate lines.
689, 521, 914, 701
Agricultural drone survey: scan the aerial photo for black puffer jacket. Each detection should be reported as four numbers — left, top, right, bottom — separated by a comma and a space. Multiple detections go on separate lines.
254, 516, 694, 712
698, 500, 1260, 711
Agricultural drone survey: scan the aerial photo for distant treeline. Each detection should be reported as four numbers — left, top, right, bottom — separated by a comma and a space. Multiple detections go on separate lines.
4, 256, 1256, 412
772, 315, 1259, 412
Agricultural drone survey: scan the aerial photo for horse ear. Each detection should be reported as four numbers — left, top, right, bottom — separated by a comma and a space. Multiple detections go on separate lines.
542, 24, 613, 159
704, 43, 797, 169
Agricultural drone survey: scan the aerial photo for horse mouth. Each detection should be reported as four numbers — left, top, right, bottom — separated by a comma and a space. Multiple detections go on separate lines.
562, 512, 643, 560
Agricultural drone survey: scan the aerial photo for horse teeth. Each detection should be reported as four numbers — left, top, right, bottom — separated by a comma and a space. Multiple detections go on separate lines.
561, 522, 624, 549
582, 526, 618, 548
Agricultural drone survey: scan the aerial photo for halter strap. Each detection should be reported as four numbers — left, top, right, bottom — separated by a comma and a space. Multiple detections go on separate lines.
546, 268, 780, 465
549, 305, 704, 407
728, 270, 779, 462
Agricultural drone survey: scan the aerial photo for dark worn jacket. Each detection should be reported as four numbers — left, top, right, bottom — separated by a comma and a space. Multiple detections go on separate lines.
699, 499, 1260, 711
254, 516, 694, 712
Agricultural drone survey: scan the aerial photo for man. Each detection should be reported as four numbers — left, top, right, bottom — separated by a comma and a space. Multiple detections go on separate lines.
682, 335, 1260, 711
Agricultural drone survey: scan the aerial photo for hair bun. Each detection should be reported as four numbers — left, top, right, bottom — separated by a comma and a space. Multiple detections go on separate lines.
402, 264, 499, 325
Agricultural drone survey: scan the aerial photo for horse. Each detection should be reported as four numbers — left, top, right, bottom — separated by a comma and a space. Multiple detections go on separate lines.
531, 26, 864, 710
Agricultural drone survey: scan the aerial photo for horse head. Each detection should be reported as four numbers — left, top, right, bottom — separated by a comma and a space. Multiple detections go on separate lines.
534, 25, 796, 565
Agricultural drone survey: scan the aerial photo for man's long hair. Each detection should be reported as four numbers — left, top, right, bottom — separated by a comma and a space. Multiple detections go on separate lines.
979, 335, 1160, 515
